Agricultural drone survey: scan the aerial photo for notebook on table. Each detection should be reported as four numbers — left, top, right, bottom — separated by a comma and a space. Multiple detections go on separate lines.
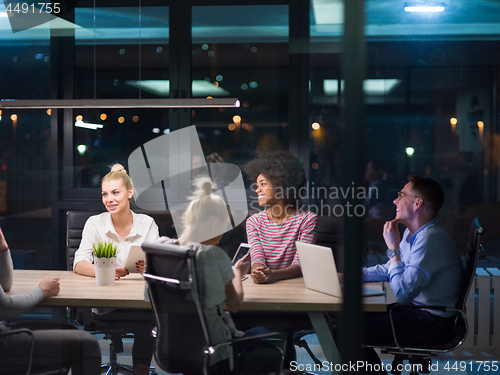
124, 245, 145, 273
295, 241, 385, 298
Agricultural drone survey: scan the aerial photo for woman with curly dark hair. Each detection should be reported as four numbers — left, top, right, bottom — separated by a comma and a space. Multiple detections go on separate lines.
242, 151, 318, 284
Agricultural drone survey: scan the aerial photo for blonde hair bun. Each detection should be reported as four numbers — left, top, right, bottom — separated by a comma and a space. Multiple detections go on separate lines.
201, 179, 213, 196
102, 163, 133, 192
179, 176, 229, 246
110, 163, 127, 174
192, 176, 215, 198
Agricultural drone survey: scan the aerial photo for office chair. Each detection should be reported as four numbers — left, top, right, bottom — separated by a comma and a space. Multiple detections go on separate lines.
142, 241, 287, 375
0, 328, 67, 375
314, 215, 344, 272
66, 210, 155, 375
371, 218, 484, 375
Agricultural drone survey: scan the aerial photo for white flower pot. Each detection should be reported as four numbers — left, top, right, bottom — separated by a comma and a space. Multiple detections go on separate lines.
94, 257, 116, 286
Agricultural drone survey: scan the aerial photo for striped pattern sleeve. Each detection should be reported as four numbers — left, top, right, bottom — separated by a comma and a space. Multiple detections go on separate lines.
246, 210, 318, 270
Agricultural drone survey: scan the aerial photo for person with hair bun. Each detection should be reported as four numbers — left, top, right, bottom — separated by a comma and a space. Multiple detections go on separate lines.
73, 163, 159, 375
158, 177, 283, 374
74, 163, 159, 277
177, 177, 232, 247
242, 151, 318, 284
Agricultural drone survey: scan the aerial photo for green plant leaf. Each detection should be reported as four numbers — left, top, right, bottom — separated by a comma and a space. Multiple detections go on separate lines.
92, 240, 117, 258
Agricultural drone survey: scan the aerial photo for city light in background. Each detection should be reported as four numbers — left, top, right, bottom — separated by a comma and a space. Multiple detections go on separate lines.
450, 117, 457, 135
77, 145, 86, 155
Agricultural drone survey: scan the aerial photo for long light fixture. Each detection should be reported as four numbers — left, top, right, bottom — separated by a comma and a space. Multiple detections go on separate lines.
404, 2, 446, 12
0, 98, 240, 109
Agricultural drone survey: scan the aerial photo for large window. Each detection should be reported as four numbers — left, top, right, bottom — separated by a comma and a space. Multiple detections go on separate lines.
70, 4, 291, 188
0, 0, 499, 271
310, 1, 500, 257
73, 4, 170, 188
0, 2, 52, 268
190, 5, 290, 167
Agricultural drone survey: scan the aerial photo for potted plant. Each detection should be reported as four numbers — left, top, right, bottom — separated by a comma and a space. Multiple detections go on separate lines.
93, 241, 118, 286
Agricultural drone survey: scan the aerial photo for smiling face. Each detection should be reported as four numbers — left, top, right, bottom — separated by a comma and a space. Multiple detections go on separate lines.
393, 182, 421, 223
102, 178, 133, 216
255, 174, 278, 207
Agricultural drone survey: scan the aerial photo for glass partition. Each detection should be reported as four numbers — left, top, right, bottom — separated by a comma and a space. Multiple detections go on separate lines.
1, 1, 499, 270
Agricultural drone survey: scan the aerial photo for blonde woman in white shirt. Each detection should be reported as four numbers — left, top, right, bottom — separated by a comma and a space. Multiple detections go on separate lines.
74, 164, 159, 277
73, 163, 159, 375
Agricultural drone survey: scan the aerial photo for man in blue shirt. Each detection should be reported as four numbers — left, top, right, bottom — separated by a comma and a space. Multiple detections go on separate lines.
362, 175, 463, 372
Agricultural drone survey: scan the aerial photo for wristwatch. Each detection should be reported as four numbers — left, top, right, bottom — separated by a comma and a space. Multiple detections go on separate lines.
386, 248, 401, 259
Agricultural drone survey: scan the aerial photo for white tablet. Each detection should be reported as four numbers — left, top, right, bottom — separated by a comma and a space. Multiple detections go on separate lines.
124, 245, 146, 273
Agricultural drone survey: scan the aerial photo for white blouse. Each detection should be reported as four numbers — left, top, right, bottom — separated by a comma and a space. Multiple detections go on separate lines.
73, 211, 159, 270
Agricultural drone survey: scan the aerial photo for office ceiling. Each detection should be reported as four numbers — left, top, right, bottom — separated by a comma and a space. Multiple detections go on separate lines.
0, 1, 500, 43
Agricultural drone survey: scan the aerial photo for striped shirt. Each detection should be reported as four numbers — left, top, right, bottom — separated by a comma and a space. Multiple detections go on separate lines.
246, 210, 318, 270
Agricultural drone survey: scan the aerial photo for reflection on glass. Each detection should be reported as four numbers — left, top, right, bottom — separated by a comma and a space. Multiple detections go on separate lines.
0, 3, 50, 100
73, 4, 170, 188
74, 6, 169, 99
310, 0, 500, 258
191, 5, 289, 168
73, 108, 170, 188
0, 109, 52, 267
0, 2, 53, 268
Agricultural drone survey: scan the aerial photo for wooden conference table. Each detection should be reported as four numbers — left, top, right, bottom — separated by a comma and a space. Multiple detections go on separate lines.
9, 270, 386, 374
242, 277, 386, 374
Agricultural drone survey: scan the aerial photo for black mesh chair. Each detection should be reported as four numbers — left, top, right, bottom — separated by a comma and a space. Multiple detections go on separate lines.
66, 210, 103, 272
0, 328, 67, 375
370, 218, 485, 375
314, 215, 344, 273
66, 210, 155, 375
142, 241, 287, 375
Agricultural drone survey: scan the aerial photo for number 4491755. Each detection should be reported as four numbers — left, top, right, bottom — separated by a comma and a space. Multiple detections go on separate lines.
5, 3, 61, 14
444, 361, 498, 372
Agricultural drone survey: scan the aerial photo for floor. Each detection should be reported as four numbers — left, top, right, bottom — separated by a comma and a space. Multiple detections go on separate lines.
293, 333, 500, 375
95, 333, 500, 375
95, 334, 167, 375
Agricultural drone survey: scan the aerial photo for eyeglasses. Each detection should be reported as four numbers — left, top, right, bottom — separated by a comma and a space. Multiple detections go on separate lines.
398, 191, 423, 201
397, 191, 421, 200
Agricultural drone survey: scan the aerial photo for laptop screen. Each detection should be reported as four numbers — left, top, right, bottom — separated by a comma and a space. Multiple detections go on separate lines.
296, 241, 343, 298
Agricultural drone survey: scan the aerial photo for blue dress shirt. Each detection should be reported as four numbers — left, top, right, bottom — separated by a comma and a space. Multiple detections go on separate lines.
362, 219, 463, 317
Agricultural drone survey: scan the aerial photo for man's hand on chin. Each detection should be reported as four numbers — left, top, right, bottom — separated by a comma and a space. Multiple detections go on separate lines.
383, 219, 401, 251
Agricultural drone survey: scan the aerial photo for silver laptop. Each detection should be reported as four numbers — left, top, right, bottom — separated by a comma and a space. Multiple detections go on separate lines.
296, 242, 385, 298
296, 241, 343, 298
